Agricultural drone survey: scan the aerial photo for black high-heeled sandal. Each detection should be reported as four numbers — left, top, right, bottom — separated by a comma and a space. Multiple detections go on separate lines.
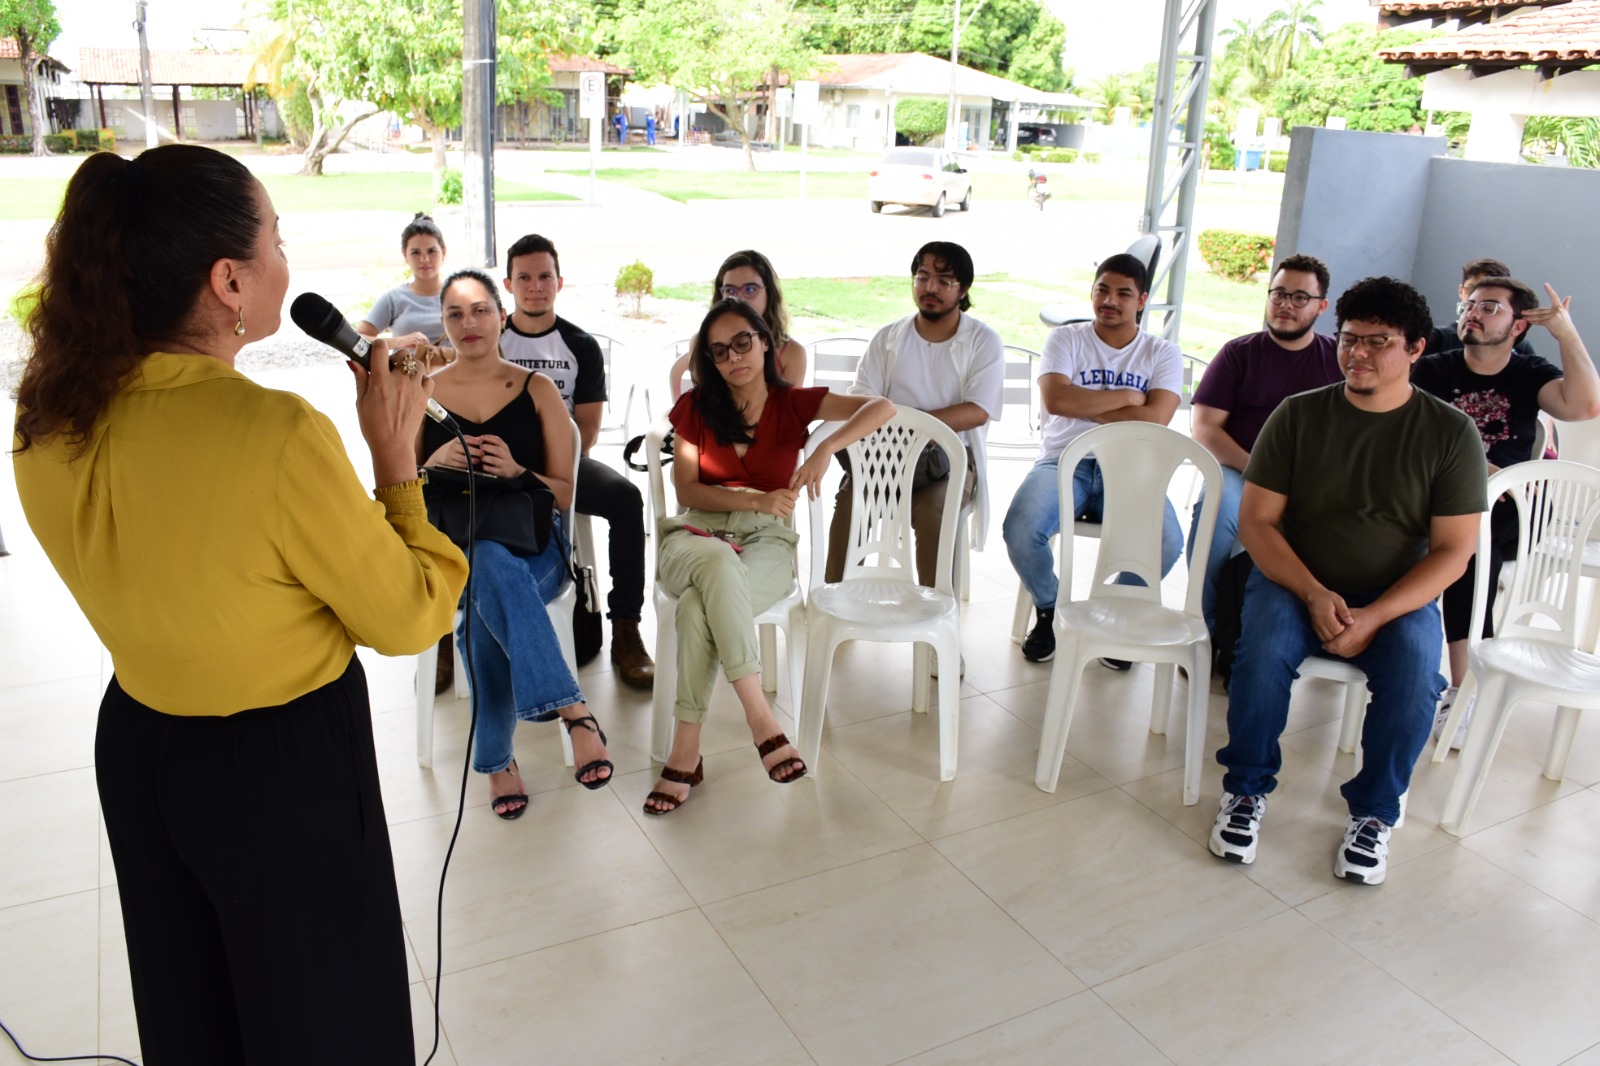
491, 759, 529, 820
561, 714, 614, 790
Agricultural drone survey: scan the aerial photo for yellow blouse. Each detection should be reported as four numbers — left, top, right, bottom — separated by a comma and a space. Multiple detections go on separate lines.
13, 352, 469, 716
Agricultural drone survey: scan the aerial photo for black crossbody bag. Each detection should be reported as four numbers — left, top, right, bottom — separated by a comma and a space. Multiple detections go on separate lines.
421, 466, 556, 557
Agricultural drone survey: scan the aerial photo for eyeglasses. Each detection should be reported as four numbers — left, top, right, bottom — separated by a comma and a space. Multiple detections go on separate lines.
913, 272, 960, 291
1335, 332, 1400, 354
1457, 299, 1511, 318
721, 282, 764, 300
1268, 288, 1321, 308
708, 330, 759, 363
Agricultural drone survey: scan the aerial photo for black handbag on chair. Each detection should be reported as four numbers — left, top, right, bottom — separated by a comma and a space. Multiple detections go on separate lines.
421, 466, 556, 557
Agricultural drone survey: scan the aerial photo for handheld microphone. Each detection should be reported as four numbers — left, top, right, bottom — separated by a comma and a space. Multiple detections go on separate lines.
289, 292, 456, 428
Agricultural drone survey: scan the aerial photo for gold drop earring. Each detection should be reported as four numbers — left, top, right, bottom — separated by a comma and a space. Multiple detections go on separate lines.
234, 307, 247, 336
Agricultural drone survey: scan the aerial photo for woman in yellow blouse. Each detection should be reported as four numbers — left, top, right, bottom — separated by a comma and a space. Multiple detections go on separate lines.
11, 145, 467, 1064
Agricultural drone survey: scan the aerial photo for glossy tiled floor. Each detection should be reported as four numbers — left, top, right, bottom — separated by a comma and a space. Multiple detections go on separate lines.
4, 377, 1600, 1065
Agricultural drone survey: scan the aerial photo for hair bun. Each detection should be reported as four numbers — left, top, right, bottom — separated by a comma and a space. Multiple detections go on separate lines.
412, 211, 430, 221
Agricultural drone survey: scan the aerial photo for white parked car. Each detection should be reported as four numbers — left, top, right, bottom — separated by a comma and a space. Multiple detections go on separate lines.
868, 148, 972, 217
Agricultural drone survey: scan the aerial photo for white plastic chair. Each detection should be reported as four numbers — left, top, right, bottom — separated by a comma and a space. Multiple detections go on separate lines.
1294, 655, 1406, 826
805, 335, 871, 393
986, 344, 1044, 451
643, 416, 808, 764
1439, 460, 1600, 836
798, 409, 968, 780
664, 336, 695, 401
1034, 423, 1221, 805
414, 419, 582, 770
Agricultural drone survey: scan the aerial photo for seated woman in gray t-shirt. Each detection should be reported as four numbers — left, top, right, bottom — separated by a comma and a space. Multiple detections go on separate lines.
358, 213, 449, 353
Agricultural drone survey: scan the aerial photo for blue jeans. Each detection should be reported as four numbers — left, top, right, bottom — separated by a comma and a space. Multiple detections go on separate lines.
1003, 456, 1183, 609
458, 534, 583, 775
1217, 570, 1446, 825
1186, 464, 1247, 632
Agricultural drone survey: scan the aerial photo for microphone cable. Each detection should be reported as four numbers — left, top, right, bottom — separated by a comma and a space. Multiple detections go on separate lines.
422, 417, 477, 1066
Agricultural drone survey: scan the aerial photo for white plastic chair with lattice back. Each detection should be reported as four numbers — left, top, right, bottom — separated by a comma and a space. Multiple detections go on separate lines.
414, 420, 581, 770
1034, 422, 1220, 805
799, 409, 968, 780
643, 416, 808, 763
1439, 460, 1600, 835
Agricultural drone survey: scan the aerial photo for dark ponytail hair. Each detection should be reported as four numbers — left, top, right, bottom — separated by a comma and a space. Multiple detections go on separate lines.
15, 145, 262, 452
440, 267, 505, 316
691, 298, 785, 447
402, 212, 446, 253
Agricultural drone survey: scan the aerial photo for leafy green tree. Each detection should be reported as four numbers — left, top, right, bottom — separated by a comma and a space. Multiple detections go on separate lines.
266, 0, 588, 180
894, 98, 944, 144
792, 0, 1067, 93
1085, 72, 1141, 125
0, 0, 60, 155
616, 0, 814, 170
1258, 0, 1324, 80
1271, 24, 1431, 133
1218, 17, 1269, 89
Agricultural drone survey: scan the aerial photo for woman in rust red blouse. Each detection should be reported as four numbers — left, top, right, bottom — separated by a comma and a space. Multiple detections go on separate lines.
647, 299, 892, 814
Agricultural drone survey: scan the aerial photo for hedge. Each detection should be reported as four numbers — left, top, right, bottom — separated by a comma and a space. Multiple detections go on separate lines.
1198, 229, 1275, 283
1267, 149, 1288, 173
1041, 148, 1078, 164
1208, 141, 1235, 169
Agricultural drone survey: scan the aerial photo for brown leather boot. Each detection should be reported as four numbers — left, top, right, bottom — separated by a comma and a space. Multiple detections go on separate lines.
434, 635, 454, 696
610, 619, 655, 689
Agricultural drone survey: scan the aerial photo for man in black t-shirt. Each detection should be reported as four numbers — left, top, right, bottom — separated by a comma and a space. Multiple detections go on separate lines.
1210, 277, 1485, 886
500, 234, 655, 688
1412, 276, 1600, 747
1422, 257, 1535, 359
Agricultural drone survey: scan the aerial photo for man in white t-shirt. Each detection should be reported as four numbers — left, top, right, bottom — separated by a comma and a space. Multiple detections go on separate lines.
824, 241, 1005, 589
1003, 253, 1185, 663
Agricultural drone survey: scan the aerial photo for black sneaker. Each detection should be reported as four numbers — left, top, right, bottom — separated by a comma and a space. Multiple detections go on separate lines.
1022, 607, 1056, 662
1099, 657, 1132, 671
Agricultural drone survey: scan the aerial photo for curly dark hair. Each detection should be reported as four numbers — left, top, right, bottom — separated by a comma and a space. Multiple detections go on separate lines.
691, 299, 787, 447
1274, 253, 1330, 296
1334, 276, 1433, 346
15, 145, 263, 453
712, 249, 790, 345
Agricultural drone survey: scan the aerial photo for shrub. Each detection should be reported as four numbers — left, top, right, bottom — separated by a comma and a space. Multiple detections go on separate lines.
0, 134, 30, 153
1012, 149, 1027, 162
437, 167, 463, 205
1082, 151, 1101, 164
614, 260, 654, 316
44, 132, 74, 153
894, 99, 945, 146
1041, 148, 1078, 164
1198, 230, 1275, 282
1209, 141, 1236, 169
1267, 149, 1288, 173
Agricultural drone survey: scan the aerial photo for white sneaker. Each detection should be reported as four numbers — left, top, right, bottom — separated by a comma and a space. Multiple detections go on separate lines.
1432, 687, 1477, 751
1209, 792, 1266, 864
1334, 815, 1391, 885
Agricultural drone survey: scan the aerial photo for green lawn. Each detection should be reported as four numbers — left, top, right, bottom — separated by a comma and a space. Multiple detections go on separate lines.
0, 171, 575, 221
658, 270, 1268, 363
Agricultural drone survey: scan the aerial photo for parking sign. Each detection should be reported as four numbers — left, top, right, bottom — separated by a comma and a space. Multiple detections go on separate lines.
579, 72, 604, 120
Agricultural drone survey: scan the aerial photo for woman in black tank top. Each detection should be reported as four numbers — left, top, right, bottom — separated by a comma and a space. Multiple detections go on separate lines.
421, 270, 612, 818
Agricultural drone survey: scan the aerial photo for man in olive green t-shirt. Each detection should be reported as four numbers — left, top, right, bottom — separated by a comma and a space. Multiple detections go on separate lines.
1209, 276, 1486, 886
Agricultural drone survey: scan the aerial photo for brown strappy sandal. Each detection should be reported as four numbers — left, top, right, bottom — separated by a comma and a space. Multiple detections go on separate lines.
643, 758, 705, 816
756, 733, 807, 784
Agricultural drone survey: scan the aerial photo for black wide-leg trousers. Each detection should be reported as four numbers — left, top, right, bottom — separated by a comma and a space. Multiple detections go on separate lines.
95, 656, 413, 1065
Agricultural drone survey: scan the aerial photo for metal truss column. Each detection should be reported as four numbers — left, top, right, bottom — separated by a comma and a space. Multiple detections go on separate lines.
1140, 0, 1219, 344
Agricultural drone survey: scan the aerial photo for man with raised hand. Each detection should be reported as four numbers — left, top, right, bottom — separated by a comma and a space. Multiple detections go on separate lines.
1210, 277, 1485, 886
1413, 277, 1600, 748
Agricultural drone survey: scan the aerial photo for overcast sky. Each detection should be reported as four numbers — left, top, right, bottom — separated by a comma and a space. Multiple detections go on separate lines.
56, 0, 1381, 83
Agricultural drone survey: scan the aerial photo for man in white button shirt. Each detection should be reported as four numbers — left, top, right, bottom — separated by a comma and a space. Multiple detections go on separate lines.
1004, 253, 1185, 663
824, 241, 1005, 588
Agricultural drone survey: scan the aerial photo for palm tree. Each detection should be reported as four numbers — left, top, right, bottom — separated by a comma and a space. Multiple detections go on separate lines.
1218, 17, 1269, 87
1088, 73, 1140, 125
1259, 0, 1324, 81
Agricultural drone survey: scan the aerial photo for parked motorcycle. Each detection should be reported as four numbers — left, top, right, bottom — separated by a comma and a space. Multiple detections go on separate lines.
1027, 169, 1051, 210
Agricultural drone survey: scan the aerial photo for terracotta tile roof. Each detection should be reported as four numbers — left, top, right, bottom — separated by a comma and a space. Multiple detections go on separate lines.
1379, 0, 1600, 66
547, 55, 631, 76
1378, 0, 1566, 14
74, 48, 255, 86
1, 38, 66, 67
